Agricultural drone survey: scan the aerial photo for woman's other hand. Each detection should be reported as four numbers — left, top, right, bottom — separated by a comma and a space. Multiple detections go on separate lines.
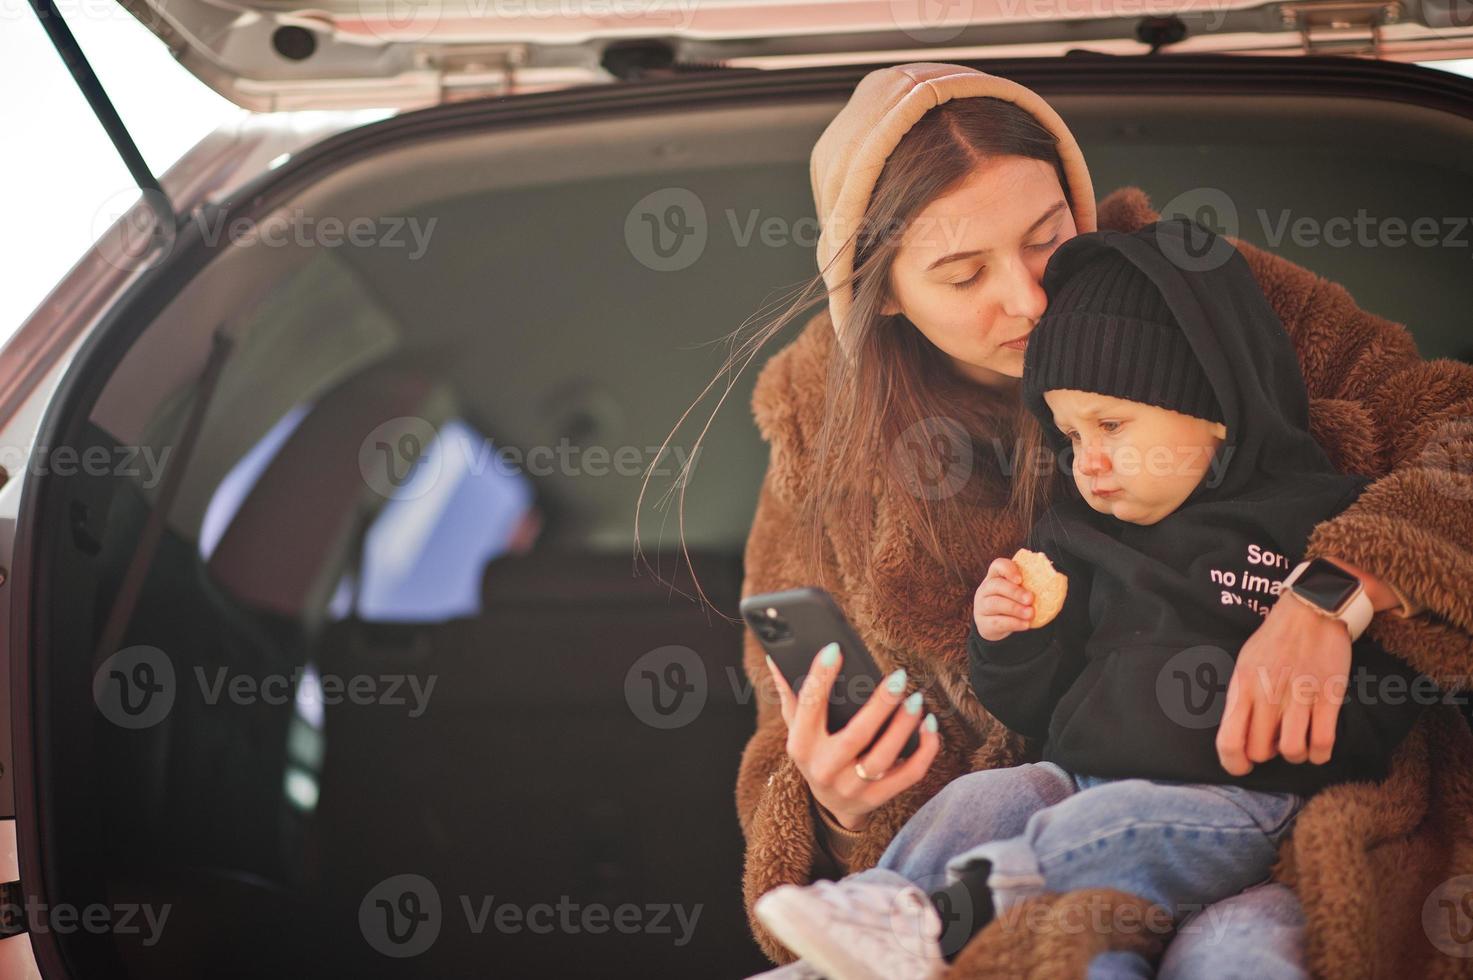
764, 644, 941, 832
974, 556, 1035, 641
1216, 557, 1401, 775
1215, 596, 1352, 775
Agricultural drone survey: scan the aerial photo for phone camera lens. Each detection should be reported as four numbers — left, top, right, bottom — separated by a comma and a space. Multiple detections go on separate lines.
746, 610, 791, 644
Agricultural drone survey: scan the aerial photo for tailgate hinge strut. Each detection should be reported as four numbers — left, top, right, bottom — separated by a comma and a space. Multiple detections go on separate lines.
25, 0, 178, 238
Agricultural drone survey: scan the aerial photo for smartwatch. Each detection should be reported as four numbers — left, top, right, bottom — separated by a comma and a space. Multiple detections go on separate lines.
1281, 558, 1374, 641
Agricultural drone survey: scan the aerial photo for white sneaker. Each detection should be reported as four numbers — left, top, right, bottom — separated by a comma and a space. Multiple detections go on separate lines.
754, 879, 946, 980
745, 959, 828, 979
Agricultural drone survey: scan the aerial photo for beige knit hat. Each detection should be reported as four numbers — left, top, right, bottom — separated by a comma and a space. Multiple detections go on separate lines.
810, 62, 1097, 356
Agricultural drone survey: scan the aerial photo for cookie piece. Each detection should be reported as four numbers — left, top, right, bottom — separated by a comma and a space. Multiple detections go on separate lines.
1012, 548, 1068, 628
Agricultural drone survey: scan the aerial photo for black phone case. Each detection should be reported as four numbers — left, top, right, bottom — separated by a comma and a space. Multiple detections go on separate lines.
740, 586, 921, 760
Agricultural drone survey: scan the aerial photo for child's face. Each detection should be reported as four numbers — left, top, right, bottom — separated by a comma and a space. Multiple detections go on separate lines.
1043, 389, 1228, 526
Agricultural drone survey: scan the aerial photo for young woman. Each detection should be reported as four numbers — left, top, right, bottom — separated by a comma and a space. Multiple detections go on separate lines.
653, 62, 1473, 978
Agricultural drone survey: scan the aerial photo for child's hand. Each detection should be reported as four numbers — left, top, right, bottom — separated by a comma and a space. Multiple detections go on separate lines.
974, 557, 1035, 641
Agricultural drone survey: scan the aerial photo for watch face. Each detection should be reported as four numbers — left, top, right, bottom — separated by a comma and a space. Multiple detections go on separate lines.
1292, 558, 1361, 612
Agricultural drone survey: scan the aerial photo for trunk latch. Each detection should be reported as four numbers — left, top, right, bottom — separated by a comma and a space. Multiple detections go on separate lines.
0, 880, 28, 938
1280, 0, 1402, 56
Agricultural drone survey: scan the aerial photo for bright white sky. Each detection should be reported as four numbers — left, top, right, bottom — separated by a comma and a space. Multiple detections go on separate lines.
0, 1, 242, 340
1, 8, 1471, 350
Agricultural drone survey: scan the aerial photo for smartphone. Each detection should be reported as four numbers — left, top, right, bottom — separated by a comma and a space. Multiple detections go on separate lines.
740, 586, 920, 760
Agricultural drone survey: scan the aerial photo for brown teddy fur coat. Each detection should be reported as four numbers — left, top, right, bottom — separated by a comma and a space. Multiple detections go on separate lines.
736, 184, 1473, 979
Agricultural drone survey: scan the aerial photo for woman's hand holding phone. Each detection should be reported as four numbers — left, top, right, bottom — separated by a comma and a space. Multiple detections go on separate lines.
764, 644, 941, 833
974, 556, 1036, 641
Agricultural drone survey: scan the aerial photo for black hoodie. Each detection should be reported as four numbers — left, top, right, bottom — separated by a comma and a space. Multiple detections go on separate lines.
967, 217, 1429, 795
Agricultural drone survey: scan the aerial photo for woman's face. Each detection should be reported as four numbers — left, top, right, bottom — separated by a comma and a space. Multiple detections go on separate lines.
882, 156, 1076, 388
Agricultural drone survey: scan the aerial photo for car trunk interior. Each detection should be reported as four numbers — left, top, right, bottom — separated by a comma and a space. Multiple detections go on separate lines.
21, 69, 1473, 978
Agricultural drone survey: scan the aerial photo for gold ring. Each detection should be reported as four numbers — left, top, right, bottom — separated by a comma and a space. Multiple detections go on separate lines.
854, 760, 887, 782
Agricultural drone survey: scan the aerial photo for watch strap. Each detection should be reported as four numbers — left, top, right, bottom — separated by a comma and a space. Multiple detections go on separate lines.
1282, 560, 1374, 641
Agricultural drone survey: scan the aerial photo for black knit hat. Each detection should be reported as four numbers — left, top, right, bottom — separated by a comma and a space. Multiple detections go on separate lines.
1023, 243, 1224, 427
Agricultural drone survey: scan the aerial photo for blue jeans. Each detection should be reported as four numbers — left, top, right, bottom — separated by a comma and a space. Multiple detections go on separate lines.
849, 761, 1307, 977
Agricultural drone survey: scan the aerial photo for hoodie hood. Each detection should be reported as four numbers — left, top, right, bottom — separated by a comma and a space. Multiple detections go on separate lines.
1024, 216, 1352, 504
981, 218, 1406, 798
809, 62, 1097, 356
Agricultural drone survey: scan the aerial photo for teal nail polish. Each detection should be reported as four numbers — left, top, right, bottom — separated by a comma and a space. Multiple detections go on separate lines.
923, 713, 938, 733
818, 642, 840, 668
885, 668, 907, 695
904, 691, 923, 715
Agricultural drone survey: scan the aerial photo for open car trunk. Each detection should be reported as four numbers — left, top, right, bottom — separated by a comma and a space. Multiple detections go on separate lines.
11, 57, 1473, 979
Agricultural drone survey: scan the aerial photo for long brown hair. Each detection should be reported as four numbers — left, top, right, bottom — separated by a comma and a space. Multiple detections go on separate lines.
637, 96, 1073, 613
